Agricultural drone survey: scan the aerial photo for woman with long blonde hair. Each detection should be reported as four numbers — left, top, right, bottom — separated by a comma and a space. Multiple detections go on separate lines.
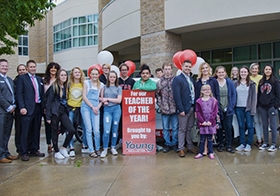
230, 66, 239, 82
81, 68, 104, 157
67, 67, 88, 157
194, 62, 219, 155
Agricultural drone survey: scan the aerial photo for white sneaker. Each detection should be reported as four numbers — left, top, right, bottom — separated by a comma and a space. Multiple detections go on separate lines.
54, 152, 65, 159
259, 143, 269, 150
60, 148, 69, 158
69, 150, 75, 157
111, 147, 118, 155
100, 149, 108, 158
81, 147, 89, 154
268, 144, 277, 152
244, 144, 251, 152
235, 144, 245, 151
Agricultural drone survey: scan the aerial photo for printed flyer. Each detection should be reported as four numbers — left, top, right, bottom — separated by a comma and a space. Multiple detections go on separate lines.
122, 90, 156, 155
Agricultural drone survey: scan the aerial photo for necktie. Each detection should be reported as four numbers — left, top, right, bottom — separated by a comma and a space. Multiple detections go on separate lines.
3, 76, 15, 104
31, 75, 39, 103
186, 76, 195, 104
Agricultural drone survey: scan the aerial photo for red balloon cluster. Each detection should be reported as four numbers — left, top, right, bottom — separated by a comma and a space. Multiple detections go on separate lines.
88, 64, 103, 78
124, 60, 136, 76
172, 49, 197, 70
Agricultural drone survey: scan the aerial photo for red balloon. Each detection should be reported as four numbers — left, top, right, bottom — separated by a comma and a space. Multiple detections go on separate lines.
172, 51, 183, 70
179, 49, 197, 66
88, 64, 102, 78
125, 60, 136, 76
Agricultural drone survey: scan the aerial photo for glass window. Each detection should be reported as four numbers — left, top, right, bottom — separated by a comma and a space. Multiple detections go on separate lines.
259, 61, 272, 73
53, 14, 98, 52
79, 37, 86, 46
87, 15, 92, 22
79, 25, 86, 36
73, 17, 78, 24
258, 43, 271, 59
88, 36, 93, 45
233, 63, 251, 69
200, 51, 210, 63
79, 16, 86, 23
73, 38, 78, 47
88, 24, 93, 34
94, 23, 98, 34
23, 37, 28, 46
273, 42, 280, 58
212, 48, 232, 63
233, 45, 256, 61
18, 37, 22, 45
94, 14, 98, 22
73, 26, 78, 36
18, 47, 22, 55
274, 61, 280, 79
94, 36, 98, 45
18, 34, 28, 56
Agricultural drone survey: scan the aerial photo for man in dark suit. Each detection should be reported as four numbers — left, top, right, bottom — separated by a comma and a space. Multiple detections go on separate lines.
172, 60, 198, 158
16, 60, 45, 161
13, 64, 27, 154
0, 59, 18, 163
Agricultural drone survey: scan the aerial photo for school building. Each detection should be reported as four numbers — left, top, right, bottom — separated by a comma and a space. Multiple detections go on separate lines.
2, 0, 280, 78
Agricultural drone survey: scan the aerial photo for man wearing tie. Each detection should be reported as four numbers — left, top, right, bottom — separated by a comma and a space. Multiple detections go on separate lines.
16, 60, 45, 161
172, 60, 198, 157
0, 59, 18, 163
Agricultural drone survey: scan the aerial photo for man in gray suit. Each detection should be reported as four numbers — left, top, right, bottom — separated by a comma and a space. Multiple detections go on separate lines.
0, 59, 18, 163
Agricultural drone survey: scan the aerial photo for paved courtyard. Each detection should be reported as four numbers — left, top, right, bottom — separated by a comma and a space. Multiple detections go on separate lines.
1, 130, 280, 196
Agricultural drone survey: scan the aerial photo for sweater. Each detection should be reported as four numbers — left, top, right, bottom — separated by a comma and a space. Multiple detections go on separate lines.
258, 77, 280, 109
118, 77, 135, 90
156, 75, 176, 115
196, 97, 218, 134
234, 80, 257, 115
132, 78, 156, 91
218, 78, 237, 119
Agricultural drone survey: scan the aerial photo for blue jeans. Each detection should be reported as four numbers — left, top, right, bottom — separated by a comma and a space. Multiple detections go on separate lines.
69, 109, 87, 149
235, 107, 254, 146
217, 112, 233, 147
81, 105, 100, 153
161, 114, 178, 146
199, 134, 213, 154
103, 105, 121, 148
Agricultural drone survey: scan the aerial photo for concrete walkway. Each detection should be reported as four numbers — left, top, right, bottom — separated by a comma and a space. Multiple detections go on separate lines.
1, 133, 280, 196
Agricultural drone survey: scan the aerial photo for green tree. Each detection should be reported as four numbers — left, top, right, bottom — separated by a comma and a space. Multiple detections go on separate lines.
0, 0, 55, 55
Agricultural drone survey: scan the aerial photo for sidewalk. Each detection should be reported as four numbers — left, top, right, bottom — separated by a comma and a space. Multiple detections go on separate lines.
0, 131, 280, 196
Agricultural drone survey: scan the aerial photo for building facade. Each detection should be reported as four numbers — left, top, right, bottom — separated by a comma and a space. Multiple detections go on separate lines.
1, 0, 280, 78
99, 0, 280, 76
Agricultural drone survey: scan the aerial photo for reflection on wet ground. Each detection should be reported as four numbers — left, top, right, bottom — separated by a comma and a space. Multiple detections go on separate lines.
1, 132, 280, 196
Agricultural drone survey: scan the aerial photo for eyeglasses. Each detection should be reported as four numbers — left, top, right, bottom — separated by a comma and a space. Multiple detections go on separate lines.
121, 69, 128, 71
102, 67, 109, 70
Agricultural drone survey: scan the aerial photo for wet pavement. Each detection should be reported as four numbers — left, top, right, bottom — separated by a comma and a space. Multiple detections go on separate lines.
1, 131, 280, 196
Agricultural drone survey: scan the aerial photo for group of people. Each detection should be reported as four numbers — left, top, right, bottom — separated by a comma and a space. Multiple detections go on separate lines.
0, 59, 156, 163
1, 57, 279, 163
156, 61, 280, 159
1, 59, 46, 163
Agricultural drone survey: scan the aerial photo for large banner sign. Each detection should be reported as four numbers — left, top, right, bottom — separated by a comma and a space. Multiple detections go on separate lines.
122, 90, 156, 155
